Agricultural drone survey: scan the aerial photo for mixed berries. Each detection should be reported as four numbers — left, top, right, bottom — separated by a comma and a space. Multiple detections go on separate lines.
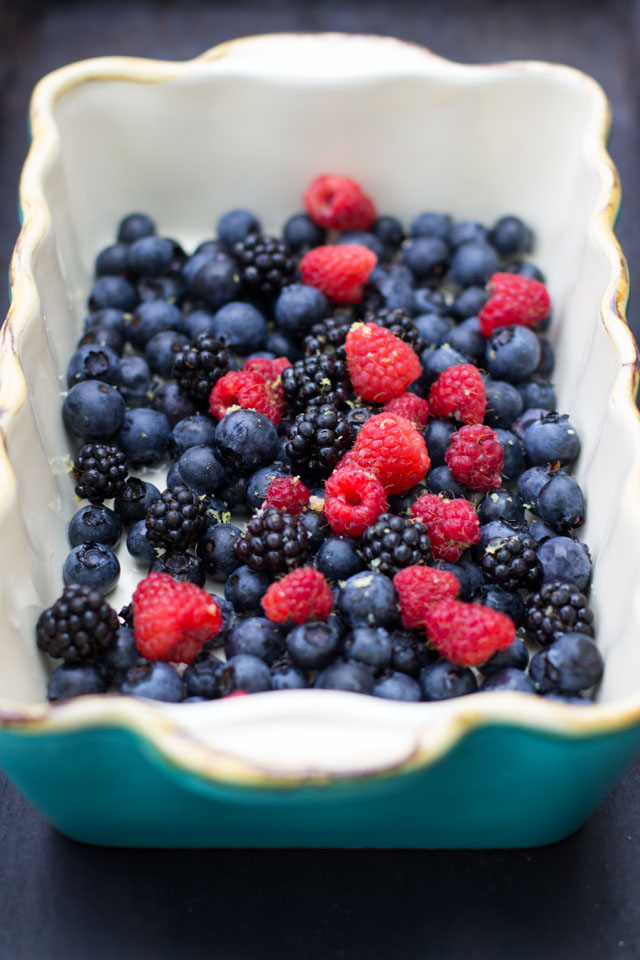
41, 172, 602, 706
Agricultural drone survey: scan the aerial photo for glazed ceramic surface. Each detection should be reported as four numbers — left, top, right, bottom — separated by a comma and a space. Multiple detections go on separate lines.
1, 34, 639, 847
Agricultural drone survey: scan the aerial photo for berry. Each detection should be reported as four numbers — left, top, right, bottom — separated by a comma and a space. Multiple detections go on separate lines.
445, 424, 504, 491
403, 236, 450, 281
118, 355, 152, 406
121, 662, 185, 702
283, 212, 326, 252
183, 654, 225, 699
364, 307, 424, 352
171, 331, 231, 404
374, 672, 422, 702
117, 211, 155, 243
344, 626, 392, 672
73, 442, 128, 503
225, 565, 273, 616
215, 409, 279, 473
410, 493, 481, 562
304, 174, 377, 231
316, 535, 366, 581
127, 300, 186, 351
145, 485, 207, 551
209, 370, 285, 425
149, 551, 206, 587
414, 312, 454, 349
478, 272, 551, 336
535, 472, 585, 529
68, 504, 122, 548
47, 663, 107, 701
235, 506, 309, 573
323, 465, 388, 537
287, 621, 341, 670
212, 302, 268, 354
523, 412, 581, 467
274, 284, 330, 338
282, 354, 350, 411
448, 220, 487, 248
62, 543, 120, 594
383, 393, 429, 429
98, 625, 142, 684
481, 534, 542, 591
245, 462, 292, 512
219, 654, 272, 694
524, 581, 595, 646
392, 565, 460, 630
337, 572, 399, 629
128, 235, 174, 276
67, 343, 121, 388
117, 408, 171, 465
126, 520, 157, 563
345, 323, 421, 403
300, 244, 377, 305
538, 537, 592, 594
216, 208, 261, 249
424, 600, 516, 667
197, 522, 243, 581
423, 419, 457, 467
263, 476, 310, 515
191, 258, 242, 309
303, 314, 352, 359
36, 583, 119, 661
389, 630, 434, 676
132, 572, 222, 663
481, 637, 530, 676
473, 583, 525, 627
419, 660, 478, 700
485, 325, 541, 382
225, 617, 285, 665
360, 513, 432, 577
349, 412, 431, 496
168, 415, 218, 459
449, 241, 499, 288
315, 660, 375, 694
150, 380, 198, 427
489, 215, 533, 257
428, 363, 486, 425
232, 233, 296, 303
89, 275, 137, 313
114, 478, 161, 526
529, 633, 604, 693
262, 567, 333, 625
446, 317, 485, 364
62, 380, 126, 441
285, 403, 353, 480
480, 668, 536, 694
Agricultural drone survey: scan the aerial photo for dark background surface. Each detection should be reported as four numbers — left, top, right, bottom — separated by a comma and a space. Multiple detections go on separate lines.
1, 1, 640, 958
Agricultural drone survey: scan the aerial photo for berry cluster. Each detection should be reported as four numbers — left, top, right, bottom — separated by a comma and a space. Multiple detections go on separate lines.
42, 175, 601, 705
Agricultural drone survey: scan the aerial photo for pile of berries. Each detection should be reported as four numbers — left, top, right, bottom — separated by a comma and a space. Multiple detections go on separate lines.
40, 175, 602, 706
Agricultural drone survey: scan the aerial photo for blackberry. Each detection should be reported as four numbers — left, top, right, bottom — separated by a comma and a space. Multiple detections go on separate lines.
364, 307, 425, 353
303, 315, 353, 359
73, 442, 128, 503
281, 354, 350, 412
360, 513, 432, 577
525, 581, 595, 647
171, 331, 231, 404
481, 534, 542, 591
145, 485, 207, 551
232, 234, 296, 303
285, 403, 353, 480
36, 582, 119, 661
235, 506, 309, 573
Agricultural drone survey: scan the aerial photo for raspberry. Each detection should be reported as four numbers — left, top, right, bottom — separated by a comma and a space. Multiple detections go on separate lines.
424, 600, 516, 667
323, 464, 388, 537
345, 323, 422, 404
383, 393, 430, 430
349, 412, 431, 496
393, 566, 460, 630
263, 476, 310, 515
428, 364, 486, 425
411, 493, 481, 562
478, 272, 551, 337
300, 245, 378, 305
303, 174, 377, 232
262, 566, 333, 625
243, 356, 291, 382
445, 424, 504, 491
209, 370, 285, 425
132, 572, 222, 663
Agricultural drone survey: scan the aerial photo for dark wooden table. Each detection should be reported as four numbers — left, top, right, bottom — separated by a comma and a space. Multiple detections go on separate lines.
1, 2, 640, 957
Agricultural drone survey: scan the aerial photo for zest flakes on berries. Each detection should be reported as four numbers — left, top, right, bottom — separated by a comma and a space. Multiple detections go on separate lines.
41, 172, 598, 707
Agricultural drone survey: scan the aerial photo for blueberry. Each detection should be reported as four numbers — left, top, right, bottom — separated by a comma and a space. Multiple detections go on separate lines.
84, 307, 127, 339
114, 478, 161, 526
150, 380, 198, 427
225, 617, 285, 665
403, 236, 450, 281
529, 633, 603, 693
426, 465, 468, 499
145, 330, 189, 377
412, 288, 448, 316
89, 275, 137, 313
126, 520, 157, 563
137, 275, 183, 304
66, 343, 121, 388
516, 465, 551, 509
523, 413, 581, 467
346, 406, 378, 436
344, 627, 392, 672
482, 637, 530, 677
270, 657, 309, 690
47, 662, 107, 701
182, 250, 227, 292
215, 409, 279, 473
225, 565, 272, 615
511, 408, 551, 442
339, 231, 385, 259
473, 583, 525, 627
528, 520, 558, 543
477, 519, 528, 554
216, 208, 261, 250
283, 213, 325, 252
538, 537, 592, 593
94, 243, 131, 277
489, 215, 533, 257
118, 355, 153, 406
446, 316, 485, 363
63, 381, 126, 441
450, 286, 488, 321
486, 326, 541, 383
337, 572, 399, 629
420, 344, 467, 388
174, 445, 227, 496
449, 241, 499, 288
481, 668, 536, 693
245, 462, 291, 512
266, 329, 303, 362
414, 313, 455, 348
224, 474, 250, 508
122, 662, 184, 702
483, 378, 524, 429
387, 483, 428, 515
411, 211, 452, 240
505, 260, 546, 283
316, 536, 365, 582
117, 408, 171, 464
448, 220, 488, 248
128, 235, 174, 276
275, 284, 330, 338
149, 551, 206, 587
127, 300, 186, 351
453, 558, 485, 599
422, 419, 456, 468
183, 654, 225, 699
77, 325, 124, 355
184, 308, 217, 340
536, 472, 585, 529
368, 263, 415, 313
285, 622, 339, 670
536, 337, 555, 376
169, 415, 217, 459
300, 509, 330, 552
68, 504, 122, 548
374, 672, 422, 701
315, 661, 374, 695
117, 212, 156, 244
192, 259, 242, 309
515, 374, 557, 411
419, 659, 478, 700
63, 542, 120, 593
98, 626, 142, 685
371, 216, 405, 257
219, 654, 272, 694
213, 301, 268, 354
495, 428, 525, 481
389, 631, 434, 677
478, 489, 525, 525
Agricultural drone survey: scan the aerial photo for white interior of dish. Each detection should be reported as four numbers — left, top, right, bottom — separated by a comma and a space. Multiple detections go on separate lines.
2, 34, 639, 758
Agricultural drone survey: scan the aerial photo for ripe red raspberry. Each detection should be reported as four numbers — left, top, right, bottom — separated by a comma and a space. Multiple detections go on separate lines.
263, 475, 310, 515
323, 464, 388, 537
424, 600, 516, 667
345, 323, 422, 403
428, 363, 486, 425
243, 356, 291, 381
478, 272, 551, 336
349, 412, 431, 496
411, 493, 481, 562
303, 174, 377, 231
445, 423, 504, 491
132, 572, 222, 664
262, 566, 334, 625
209, 370, 285, 425
383, 393, 430, 429
300, 245, 377, 305
393, 565, 460, 630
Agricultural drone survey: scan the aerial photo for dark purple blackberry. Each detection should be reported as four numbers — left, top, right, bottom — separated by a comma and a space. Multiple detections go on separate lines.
481, 534, 542, 591
360, 513, 432, 577
36, 583, 119, 661
364, 307, 425, 353
285, 403, 353, 480
73, 442, 128, 503
281, 354, 350, 412
303, 315, 352, 359
171, 331, 231, 404
235, 506, 309, 573
525, 581, 595, 647
145, 485, 207, 551
232, 234, 296, 303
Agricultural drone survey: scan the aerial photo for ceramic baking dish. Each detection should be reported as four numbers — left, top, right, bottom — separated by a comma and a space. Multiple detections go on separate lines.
1, 33, 639, 848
